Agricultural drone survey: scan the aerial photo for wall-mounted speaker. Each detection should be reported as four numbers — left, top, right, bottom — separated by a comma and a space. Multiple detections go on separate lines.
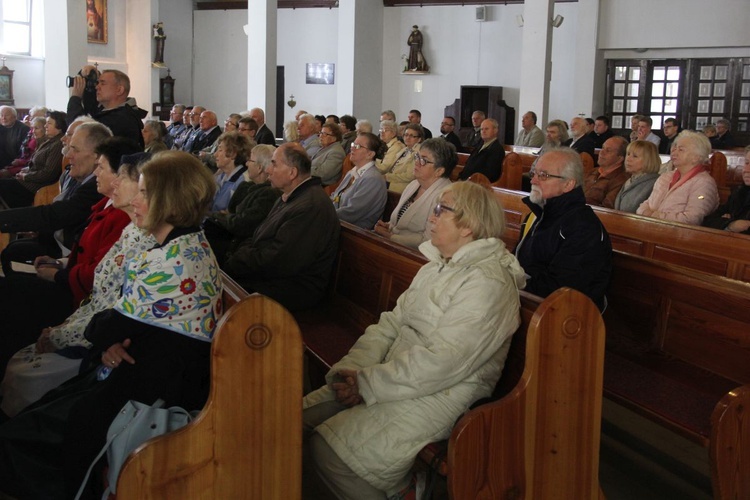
475, 6, 486, 22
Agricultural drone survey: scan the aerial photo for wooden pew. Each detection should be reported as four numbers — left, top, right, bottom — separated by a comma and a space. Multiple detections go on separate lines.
604, 251, 750, 497
494, 187, 750, 283
116, 273, 303, 499
447, 287, 606, 500
297, 222, 607, 499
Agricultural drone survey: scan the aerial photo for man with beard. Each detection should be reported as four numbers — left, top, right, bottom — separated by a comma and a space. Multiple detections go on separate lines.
439, 116, 463, 151
514, 148, 612, 311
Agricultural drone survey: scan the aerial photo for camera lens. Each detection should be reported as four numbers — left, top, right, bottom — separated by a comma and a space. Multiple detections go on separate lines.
66, 76, 75, 88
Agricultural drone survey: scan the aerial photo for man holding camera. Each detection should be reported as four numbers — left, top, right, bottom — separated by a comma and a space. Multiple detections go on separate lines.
66, 66, 146, 149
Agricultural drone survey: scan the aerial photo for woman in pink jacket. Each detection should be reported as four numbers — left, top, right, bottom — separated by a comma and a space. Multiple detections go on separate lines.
637, 130, 719, 225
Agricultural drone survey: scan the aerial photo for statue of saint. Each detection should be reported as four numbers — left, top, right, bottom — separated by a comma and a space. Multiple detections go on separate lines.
153, 22, 166, 66
407, 25, 429, 72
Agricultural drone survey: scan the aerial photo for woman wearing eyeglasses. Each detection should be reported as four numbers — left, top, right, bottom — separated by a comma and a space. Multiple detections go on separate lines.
305, 181, 525, 500
374, 138, 456, 248
330, 132, 388, 230
311, 123, 346, 186
384, 123, 424, 193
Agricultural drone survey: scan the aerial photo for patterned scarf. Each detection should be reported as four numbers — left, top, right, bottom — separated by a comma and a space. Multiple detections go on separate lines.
115, 230, 223, 342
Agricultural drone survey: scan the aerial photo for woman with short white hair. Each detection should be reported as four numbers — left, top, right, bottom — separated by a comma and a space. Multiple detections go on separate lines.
637, 130, 719, 225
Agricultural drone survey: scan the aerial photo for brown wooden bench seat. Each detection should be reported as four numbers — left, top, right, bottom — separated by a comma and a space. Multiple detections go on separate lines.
495, 187, 750, 283
604, 251, 750, 446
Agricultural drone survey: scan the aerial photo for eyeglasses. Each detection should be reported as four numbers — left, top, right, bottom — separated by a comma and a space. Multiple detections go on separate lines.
529, 169, 566, 181
351, 143, 366, 150
440, 122, 454, 127
403, 133, 420, 139
433, 202, 456, 218
319, 131, 335, 137
413, 153, 435, 166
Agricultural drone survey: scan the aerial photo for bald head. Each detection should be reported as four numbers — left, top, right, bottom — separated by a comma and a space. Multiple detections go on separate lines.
199, 110, 218, 131
250, 108, 265, 127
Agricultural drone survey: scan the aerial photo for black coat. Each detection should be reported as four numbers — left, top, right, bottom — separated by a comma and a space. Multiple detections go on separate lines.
458, 139, 505, 182
702, 184, 750, 234
223, 177, 340, 311
255, 124, 276, 145
67, 95, 145, 149
0, 176, 102, 251
442, 131, 463, 152
515, 187, 612, 310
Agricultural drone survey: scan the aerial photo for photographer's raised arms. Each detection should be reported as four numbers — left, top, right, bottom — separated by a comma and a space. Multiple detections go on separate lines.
66, 66, 146, 149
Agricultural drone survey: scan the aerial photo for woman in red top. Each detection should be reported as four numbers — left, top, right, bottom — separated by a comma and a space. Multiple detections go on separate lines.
0, 137, 141, 374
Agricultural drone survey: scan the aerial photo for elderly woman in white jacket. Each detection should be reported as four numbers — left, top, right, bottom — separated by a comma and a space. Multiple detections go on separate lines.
303, 181, 525, 499
373, 138, 456, 249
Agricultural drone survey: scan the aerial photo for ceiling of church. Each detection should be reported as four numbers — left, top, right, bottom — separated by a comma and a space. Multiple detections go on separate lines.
196, 0, 576, 10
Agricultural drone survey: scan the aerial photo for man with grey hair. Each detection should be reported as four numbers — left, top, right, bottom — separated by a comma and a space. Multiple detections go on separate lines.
567, 117, 596, 157
711, 118, 736, 149
0, 121, 112, 266
0, 106, 30, 168
298, 113, 322, 157
355, 119, 372, 135
250, 107, 276, 145
67, 66, 145, 148
465, 110, 485, 149
458, 118, 504, 182
380, 110, 396, 123
166, 103, 186, 148
515, 148, 612, 310
223, 142, 339, 311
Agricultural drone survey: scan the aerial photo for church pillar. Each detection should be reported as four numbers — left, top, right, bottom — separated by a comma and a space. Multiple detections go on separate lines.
337, 0, 383, 121
247, 0, 277, 131
518, 0, 555, 127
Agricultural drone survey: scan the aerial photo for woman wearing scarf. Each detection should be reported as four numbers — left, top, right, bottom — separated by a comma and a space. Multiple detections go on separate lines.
0, 151, 223, 500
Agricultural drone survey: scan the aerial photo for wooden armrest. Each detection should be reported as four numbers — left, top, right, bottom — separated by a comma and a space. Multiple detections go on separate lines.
116, 294, 303, 498
710, 383, 750, 499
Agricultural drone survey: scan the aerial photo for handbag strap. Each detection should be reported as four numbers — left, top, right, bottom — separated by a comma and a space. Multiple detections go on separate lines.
74, 399, 166, 500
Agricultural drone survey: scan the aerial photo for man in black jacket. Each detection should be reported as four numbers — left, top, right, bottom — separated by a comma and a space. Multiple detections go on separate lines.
515, 148, 612, 310
458, 118, 505, 182
223, 142, 339, 312
67, 66, 145, 148
0, 121, 111, 269
250, 107, 276, 145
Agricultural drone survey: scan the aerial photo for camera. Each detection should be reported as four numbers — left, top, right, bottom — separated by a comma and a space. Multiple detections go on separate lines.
66, 70, 99, 91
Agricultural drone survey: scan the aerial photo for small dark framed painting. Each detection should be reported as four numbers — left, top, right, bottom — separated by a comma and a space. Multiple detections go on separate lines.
306, 63, 335, 85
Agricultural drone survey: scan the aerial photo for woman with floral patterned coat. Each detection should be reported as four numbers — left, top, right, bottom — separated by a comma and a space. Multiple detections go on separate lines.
0, 152, 223, 500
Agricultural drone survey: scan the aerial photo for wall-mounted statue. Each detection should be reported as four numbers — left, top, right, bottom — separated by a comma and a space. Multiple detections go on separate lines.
406, 25, 429, 73
153, 22, 166, 67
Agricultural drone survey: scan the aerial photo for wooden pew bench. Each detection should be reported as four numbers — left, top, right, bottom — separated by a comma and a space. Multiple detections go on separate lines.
296, 222, 607, 499
604, 251, 750, 498
116, 272, 304, 498
494, 187, 750, 283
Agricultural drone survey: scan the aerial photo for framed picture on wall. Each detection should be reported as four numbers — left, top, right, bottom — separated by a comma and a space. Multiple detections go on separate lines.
306, 63, 335, 85
87, 0, 108, 44
0, 66, 14, 105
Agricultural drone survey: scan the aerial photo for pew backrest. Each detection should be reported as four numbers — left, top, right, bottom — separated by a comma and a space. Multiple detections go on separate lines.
117, 276, 304, 499
494, 187, 750, 283
448, 288, 606, 500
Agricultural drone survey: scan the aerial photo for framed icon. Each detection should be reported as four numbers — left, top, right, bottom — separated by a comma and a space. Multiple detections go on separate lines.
87, 0, 108, 44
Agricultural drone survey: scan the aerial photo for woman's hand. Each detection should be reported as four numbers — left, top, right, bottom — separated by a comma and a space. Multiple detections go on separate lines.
332, 369, 362, 407
35, 327, 56, 354
373, 220, 392, 239
101, 338, 136, 369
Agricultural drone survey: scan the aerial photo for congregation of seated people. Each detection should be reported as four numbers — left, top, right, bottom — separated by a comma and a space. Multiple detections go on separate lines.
0, 60, 749, 498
